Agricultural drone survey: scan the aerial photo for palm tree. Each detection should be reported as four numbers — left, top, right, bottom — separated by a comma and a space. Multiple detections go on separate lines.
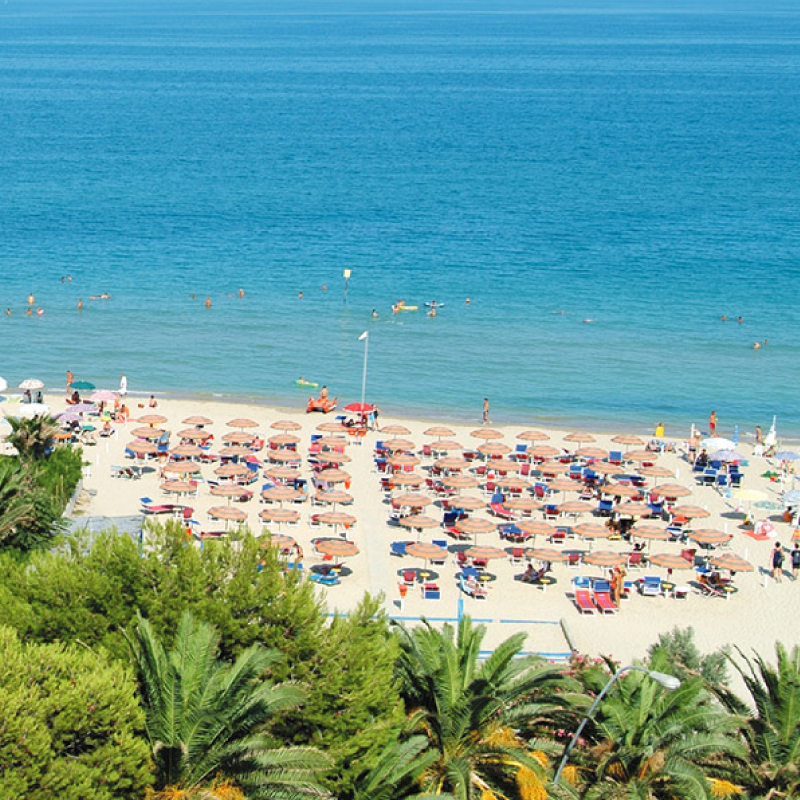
351, 735, 439, 800
127, 611, 332, 799
5, 413, 59, 461
569, 663, 747, 799
715, 643, 800, 798
393, 615, 571, 799
0, 460, 38, 544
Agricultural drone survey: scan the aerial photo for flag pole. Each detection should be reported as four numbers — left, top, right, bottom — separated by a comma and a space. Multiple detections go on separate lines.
359, 331, 369, 410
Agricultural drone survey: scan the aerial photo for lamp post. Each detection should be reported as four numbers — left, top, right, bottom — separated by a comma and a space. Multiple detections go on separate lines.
553, 665, 680, 787
358, 331, 369, 411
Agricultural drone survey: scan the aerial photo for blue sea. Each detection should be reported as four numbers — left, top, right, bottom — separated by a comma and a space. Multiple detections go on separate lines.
1, 0, 799, 435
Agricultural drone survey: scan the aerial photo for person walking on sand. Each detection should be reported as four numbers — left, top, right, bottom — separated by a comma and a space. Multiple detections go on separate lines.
772, 542, 784, 582
709, 410, 717, 436
483, 397, 491, 425
792, 543, 800, 581
66, 370, 74, 396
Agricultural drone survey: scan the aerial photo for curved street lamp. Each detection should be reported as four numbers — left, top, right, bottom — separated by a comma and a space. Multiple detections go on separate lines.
553, 665, 681, 787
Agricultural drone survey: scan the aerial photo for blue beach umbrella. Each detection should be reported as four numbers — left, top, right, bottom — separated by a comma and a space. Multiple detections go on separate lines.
774, 451, 800, 461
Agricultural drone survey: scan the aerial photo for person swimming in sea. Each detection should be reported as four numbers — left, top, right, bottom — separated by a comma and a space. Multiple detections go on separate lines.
371, 309, 378, 318
204, 297, 212, 308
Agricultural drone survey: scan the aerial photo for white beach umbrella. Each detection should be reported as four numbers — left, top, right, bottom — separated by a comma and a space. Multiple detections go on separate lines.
700, 437, 737, 451
0, 376, 7, 393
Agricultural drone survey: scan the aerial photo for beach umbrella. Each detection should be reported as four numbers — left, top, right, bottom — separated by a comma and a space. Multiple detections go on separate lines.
259, 507, 300, 525
214, 462, 251, 479
69, 402, 97, 415
648, 553, 693, 570
615, 502, 651, 517
700, 437, 737, 451
227, 417, 258, 429
711, 553, 754, 572
315, 511, 357, 531
584, 551, 628, 568
591, 462, 625, 476
137, 414, 167, 427
392, 492, 433, 510
264, 465, 300, 481
529, 445, 560, 459
442, 473, 479, 491
783, 490, 800, 505
219, 444, 252, 458
434, 457, 466, 472
549, 477, 582, 493
268, 433, 300, 447
268, 449, 302, 463
210, 483, 250, 500
316, 421, 348, 433
163, 461, 202, 476
208, 506, 247, 527
526, 547, 568, 563
479, 442, 511, 457
384, 438, 416, 452
389, 453, 420, 469
630, 524, 670, 541
639, 465, 674, 479
732, 489, 768, 503
485, 459, 521, 474
600, 482, 640, 498
456, 517, 497, 538
465, 545, 505, 561
15, 402, 51, 419
576, 446, 609, 460
344, 402, 375, 414
688, 529, 732, 547
447, 495, 486, 512
611, 434, 644, 448
709, 449, 744, 462
538, 461, 570, 476
652, 483, 692, 499
775, 451, 800, 461
406, 541, 447, 564
19, 378, 44, 390
573, 522, 611, 539
470, 428, 504, 440
626, 449, 656, 463
314, 538, 359, 560
492, 475, 528, 492
501, 496, 540, 513
314, 489, 354, 506
671, 504, 710, 519
317, 468, 351, 484
261, 485, 304, 504
424, 426, 456, 439
563, 432, 594, 445
56, 411, 81, 424
317, 436, 348, 449
398, 514, 439, 531
271, 419, 301, 431
390, 472, 424, 487
178, 428, 209, 441
183, 415, 214, 426
380, 424, 411, 436
131, 426, 165, 439
170, 443, 203, 458
90, 389, 115, 402
261, 533, 297, 550
161, 479, 196, 495
517, 430, 550, 442
558, 500, 594, 515
431, 439, 463, 452
315, 450, 351, 465
222, 431, 255, 444
126, 440, 157, 456
0, 377, 7, 393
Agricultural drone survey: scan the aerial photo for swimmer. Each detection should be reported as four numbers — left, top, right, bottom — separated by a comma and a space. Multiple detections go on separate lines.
763, 339, 769, 345
737, 316, 743, 323
36, 307, 44, 316
77, 299, 83, 310
427, 307, 437, 317
26, 308, 32, 317
61, 277, 66, 283
321, 284, 328, 291
465, 297, 471, 304
191, 294, 196, 300
753, 342, 761, 350
27, 293, 34, 306
298, 291, 304, 299
720, 315, 728, 321
238, 288, 245, 298
371, 309, 378, 318
582, 318, 594, 324
392, 304, 400, 314
5, 309, 10, 316
205, 297, 212, 308
67, 275, 72, 282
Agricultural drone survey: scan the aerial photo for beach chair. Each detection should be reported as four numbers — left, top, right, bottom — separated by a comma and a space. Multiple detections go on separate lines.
716, 473, 728, 490
593, 581, 617, 615
509, 547, 525, 564
674, 585, 690, 599
514, 443, 528, 460
608, 451, 623, 465
459, 574, 487, 599
390, 541, 407, 557
490, 502, 514, 520
422, 583, 441, 600
544, 505, 559, 521
566, 551, 582, 569
574, 589, 597, 614
549, 528, 566, 545
430, 549, 448, 567
681, 548, 697, 565
596, 499, 614, 517
627, 551, 645, 569
641, 576, 662, 597
730, 472, 743, 488
402, 569, 416, 586
572, 575, 591, 589
696, 574, 725, 597
310, 573, 340, 586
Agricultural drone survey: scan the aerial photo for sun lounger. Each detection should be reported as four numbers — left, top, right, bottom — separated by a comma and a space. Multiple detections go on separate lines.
574, 589, 597, 614
310, 573, 340, 586
390, 541, 407, 557
594, 590, 617, 615
490, 503, 514, 520
641, 576, 662, 597
422, 583, 441, 600
459, 574, 487, 599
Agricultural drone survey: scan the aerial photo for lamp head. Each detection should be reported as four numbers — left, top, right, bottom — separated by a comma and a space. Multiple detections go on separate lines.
648, 670, 681, 691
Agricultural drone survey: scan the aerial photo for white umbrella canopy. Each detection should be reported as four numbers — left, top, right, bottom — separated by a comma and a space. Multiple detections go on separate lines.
19, 378, 45, 390
700, 437, 737, 451
0, 376, 7, 393
15, 403, 50, 418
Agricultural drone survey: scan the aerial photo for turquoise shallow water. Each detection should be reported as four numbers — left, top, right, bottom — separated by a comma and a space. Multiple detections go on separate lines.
1, 1, 799, 434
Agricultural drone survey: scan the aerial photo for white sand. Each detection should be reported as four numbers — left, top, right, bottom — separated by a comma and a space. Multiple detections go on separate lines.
30, 391, 800, 666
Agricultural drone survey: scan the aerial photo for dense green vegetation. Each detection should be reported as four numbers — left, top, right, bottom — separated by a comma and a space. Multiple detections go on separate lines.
0, 445, 797, 798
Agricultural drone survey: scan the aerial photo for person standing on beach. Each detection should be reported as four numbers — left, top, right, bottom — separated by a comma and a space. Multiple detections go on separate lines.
66, 370, 74, 396
119, 374, 128, 396
772, 542, 784, 582
709, 410, 717, 436
483, 397, 491, 424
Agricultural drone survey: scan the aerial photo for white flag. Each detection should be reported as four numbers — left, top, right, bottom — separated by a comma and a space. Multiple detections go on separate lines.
358, 331, 368, 341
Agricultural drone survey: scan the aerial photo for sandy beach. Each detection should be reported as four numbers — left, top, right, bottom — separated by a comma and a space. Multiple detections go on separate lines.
19, 390, 800, 667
